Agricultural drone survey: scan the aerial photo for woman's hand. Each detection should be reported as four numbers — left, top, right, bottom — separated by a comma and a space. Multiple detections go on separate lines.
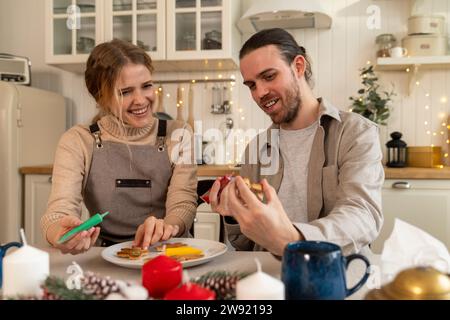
47, 215, 100, 255
134, 216, 180, 249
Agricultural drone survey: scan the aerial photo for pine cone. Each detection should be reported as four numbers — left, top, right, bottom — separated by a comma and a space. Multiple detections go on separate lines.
82, 272, 121, 300
193, 271, 248, 300
82, 272, 120, 300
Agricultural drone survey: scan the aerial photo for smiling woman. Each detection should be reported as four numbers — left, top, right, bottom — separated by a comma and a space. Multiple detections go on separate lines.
40, 39, 198, 256
114, 63, 155, 128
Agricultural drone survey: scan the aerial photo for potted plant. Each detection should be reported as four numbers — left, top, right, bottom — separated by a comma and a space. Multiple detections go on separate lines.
349, 65, 395, 125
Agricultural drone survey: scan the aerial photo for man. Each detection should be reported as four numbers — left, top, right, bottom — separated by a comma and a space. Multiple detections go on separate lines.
210, 28, 384, 257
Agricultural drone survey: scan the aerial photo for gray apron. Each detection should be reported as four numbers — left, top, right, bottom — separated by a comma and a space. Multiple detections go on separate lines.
83, 120, 173, 245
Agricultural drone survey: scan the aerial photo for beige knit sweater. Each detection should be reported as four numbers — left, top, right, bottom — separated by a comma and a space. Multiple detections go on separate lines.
40, 115, 198, 243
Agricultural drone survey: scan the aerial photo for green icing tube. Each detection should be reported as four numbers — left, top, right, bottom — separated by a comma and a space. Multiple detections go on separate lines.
58, 211, 109, 244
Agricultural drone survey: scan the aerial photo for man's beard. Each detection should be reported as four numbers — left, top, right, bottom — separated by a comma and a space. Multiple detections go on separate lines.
271, 81, 301, 125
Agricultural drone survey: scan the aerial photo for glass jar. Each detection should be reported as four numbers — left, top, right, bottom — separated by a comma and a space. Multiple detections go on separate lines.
375, 34, 397, 58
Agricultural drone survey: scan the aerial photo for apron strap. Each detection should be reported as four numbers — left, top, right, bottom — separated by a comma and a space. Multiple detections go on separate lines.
89, 122, 103, 149
157, 119, 167, 152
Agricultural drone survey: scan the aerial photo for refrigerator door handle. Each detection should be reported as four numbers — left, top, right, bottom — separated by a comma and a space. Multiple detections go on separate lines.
16, 108, 23, 127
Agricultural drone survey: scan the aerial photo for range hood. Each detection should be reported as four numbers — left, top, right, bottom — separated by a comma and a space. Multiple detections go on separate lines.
237, 0, 332, 34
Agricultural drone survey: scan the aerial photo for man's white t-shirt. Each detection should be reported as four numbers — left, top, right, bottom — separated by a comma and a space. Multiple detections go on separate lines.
278, 121, 319, 223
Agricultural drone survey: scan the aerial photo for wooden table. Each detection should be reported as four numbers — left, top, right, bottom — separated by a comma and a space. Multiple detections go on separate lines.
43, 247, 380, 300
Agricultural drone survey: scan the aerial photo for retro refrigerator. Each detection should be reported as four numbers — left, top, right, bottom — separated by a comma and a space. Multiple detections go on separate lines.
0, 81, 66, 244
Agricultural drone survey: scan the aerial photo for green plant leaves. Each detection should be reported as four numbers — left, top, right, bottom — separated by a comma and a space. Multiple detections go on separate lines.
349, 65, 396, 125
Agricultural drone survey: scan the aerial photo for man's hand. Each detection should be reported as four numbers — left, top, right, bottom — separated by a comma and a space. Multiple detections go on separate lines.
47, 215, 100, 255
210, 177, 234, 217
134, 216, 180, 249
227, 176, 302, 256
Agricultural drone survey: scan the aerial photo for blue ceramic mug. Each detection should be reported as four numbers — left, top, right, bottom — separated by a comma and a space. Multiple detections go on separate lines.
281, 241, 370, 300
0, 242, 22, 288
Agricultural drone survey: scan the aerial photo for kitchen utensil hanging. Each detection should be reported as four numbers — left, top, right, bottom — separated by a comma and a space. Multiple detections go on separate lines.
211, 83, 223, 114
176, 84, 184, 122
187, 83, 195, 130
222, 83, 231, 114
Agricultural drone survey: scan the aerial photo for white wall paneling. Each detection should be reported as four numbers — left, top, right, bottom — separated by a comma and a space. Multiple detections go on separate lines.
1, 0, 450, 164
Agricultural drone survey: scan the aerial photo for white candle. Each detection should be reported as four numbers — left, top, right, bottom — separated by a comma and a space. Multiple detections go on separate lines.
236, 259, 285, 300
2, 229, 49, 298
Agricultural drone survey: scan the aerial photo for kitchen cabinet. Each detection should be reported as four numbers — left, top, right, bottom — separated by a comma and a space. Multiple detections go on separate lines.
45, 0, 104, 70
103, 0, 166, 60
164, 0, 241, 71
194, 203, 221, 242
23, 173, 88, 247
193, 176, 222, 242
371, 179, 450, 253
45, 0, 240, 72
24, 174, 53, 247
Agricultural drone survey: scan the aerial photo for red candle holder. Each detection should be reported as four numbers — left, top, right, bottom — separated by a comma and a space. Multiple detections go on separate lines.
142, 255, 182, 299
164, 282, 216, 300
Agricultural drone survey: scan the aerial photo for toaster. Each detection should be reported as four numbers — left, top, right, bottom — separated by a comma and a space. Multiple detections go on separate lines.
0, 53, 31, 86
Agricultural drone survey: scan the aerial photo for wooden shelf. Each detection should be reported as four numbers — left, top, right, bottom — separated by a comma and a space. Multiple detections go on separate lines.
375, 55, 450, 71
48, 57, 238, 73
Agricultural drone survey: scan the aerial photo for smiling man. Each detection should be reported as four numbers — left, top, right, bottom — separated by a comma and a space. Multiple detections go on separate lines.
211, 28, 384, 257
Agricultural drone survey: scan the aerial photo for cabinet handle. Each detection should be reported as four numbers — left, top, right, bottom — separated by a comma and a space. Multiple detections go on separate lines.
194, 218, 198, 223
392, 181, 411, 189
48, 176, 53, 183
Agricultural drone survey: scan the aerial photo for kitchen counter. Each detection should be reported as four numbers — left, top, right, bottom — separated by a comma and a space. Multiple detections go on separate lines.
20, 165, 450, 179
19, 165, 240, 177
383, 166, 450, 179
12, 246, 379, 300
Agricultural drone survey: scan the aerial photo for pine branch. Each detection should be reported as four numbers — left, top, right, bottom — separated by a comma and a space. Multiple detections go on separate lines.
43, 276, 96, 300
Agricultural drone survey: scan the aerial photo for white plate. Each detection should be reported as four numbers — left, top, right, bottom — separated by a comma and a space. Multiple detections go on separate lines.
101, 238, 227, 269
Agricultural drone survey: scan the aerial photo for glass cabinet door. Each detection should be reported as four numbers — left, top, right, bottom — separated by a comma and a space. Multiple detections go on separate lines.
50, 0, 99, 58
106, 0, 164, 60
168, 0, 226, 60
200, 0, 222, 51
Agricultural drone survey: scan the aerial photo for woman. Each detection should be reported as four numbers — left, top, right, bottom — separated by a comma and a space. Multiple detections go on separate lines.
41, 39, 197, 255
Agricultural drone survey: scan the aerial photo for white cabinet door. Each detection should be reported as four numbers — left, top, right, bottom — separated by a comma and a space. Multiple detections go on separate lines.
103, 0, 166, 60
194, 202, 220, 242
24, 174, 89, 247
45, 0, 104, 64
371, 179, 450, 253
166, 0, 240, 67
24, 174, 53, 247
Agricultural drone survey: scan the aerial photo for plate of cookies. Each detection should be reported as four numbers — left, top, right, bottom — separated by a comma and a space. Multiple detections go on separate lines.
101, 238, 227, 269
